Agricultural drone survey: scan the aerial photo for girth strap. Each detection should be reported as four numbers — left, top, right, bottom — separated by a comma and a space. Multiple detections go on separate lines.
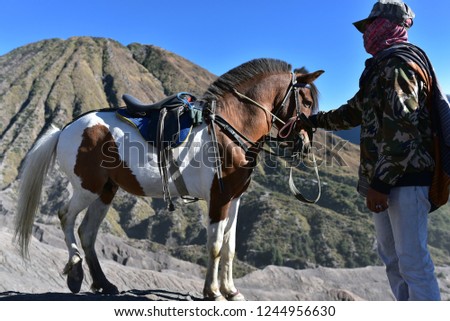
157, 108, 175, 211
168, 152, 189, 197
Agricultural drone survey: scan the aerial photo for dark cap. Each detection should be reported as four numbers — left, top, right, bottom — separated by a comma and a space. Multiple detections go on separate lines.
353, 1, 415, 33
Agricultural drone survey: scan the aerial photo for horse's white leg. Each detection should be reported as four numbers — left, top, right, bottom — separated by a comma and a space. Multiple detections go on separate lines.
58, 189, 97, 293
204, 214, 228, 300
219, 197, 245, 301
78, 187, 118, 294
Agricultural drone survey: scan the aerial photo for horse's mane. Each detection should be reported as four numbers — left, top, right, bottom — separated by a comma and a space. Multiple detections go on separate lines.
203, 58, 320, 113
203, 58, 292, 100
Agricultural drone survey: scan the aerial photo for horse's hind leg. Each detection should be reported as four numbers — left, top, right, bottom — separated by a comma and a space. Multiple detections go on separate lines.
58, 190, 97, 293
79, 180, 119, 294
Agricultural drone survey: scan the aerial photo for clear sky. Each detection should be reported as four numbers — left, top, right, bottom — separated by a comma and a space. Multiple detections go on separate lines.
1, 0, 449, 111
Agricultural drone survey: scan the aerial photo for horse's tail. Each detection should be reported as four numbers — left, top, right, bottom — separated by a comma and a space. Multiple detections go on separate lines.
14, 124, 61, 257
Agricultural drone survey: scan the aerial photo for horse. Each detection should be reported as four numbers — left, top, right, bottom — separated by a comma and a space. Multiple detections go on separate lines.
14, 58, 323, 301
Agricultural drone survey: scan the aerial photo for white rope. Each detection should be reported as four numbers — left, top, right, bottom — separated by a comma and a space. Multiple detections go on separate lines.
232, 88, 287, 126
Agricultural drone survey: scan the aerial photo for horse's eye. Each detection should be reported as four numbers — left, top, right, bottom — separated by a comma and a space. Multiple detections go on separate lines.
303, 101, 313, 109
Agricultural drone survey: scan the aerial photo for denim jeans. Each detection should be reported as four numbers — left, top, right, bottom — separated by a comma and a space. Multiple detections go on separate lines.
372, 186, 441, 300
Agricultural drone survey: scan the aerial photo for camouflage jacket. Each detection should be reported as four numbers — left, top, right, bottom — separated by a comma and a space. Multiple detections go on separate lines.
316, 45, 434, 195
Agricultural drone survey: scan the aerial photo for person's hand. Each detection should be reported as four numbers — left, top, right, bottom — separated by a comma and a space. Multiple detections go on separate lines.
366, 187, 389, 213
297, 113, 317, 132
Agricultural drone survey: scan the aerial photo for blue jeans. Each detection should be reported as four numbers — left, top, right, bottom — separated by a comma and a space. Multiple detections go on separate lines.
372, 186, 441, 301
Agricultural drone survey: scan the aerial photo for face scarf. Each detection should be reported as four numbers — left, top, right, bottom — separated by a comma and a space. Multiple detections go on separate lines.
363, 17, 411, 56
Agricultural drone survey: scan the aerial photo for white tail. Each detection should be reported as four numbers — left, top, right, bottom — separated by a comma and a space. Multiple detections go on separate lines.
14, 125, 61, 257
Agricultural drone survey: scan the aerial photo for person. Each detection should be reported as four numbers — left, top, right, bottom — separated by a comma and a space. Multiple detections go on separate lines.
307, 0, 441, 300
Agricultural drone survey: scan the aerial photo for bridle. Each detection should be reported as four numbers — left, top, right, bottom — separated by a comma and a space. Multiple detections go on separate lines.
205, 72, 321, 204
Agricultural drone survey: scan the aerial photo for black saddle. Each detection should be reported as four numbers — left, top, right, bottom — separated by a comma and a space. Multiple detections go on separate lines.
122, 93, 196, 116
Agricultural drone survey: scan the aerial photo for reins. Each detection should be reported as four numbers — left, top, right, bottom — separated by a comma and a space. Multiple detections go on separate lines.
206, 73, 321, 204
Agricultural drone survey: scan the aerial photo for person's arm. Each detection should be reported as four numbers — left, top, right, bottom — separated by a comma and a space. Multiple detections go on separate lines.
310, 93, 363, 131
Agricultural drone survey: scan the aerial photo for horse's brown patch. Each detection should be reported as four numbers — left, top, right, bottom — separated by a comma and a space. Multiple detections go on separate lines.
74, 124, 145, 202
206, 127, 256, 223
208, 165, 252, 223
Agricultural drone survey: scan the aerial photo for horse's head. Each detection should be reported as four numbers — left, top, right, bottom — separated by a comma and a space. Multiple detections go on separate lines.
274, 68, 324, 157
202, 59, 324, 160
276, 67, 323, 120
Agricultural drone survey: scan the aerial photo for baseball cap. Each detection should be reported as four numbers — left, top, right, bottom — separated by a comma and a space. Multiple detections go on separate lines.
353, 0, 415, 33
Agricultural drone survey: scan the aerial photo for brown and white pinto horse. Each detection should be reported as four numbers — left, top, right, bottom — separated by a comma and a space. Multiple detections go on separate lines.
15, 58, 323, 300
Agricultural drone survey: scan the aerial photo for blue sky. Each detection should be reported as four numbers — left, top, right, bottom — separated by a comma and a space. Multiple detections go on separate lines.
1, 0, 449, 111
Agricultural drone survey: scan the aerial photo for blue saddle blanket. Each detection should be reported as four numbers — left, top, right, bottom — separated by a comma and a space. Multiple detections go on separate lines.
116, 108, 193, 148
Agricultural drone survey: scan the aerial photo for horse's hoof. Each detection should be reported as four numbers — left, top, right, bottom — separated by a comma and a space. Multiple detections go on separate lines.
203, 289, 226, 301
225, 290, 246, 301
91, 282, 119, 295
203, 294, 227, 301
63, 255, 84, 294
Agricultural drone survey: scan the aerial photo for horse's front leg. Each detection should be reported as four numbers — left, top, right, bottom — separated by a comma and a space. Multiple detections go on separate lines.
219, 197, 245, 301
204, 214, 228, 300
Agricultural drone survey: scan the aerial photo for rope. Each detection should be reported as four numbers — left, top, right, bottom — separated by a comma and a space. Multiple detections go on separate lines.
232, 88, 287, 126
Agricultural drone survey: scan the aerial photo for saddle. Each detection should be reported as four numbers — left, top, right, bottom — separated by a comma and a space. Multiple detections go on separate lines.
116, 92, 203, 211
117, 92, 201, 148
122, 93, 195, 116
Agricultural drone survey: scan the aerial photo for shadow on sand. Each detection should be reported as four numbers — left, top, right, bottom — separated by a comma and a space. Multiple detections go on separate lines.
0, 289, 203, 301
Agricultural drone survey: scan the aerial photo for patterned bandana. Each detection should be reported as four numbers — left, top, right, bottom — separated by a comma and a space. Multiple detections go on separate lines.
363, 17, 410, 56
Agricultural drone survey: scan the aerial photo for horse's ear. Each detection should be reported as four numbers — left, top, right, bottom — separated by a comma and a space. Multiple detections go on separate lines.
296, 70, 325, 84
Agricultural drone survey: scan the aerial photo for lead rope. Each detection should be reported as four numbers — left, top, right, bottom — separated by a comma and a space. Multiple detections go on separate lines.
288, 146, 322, 204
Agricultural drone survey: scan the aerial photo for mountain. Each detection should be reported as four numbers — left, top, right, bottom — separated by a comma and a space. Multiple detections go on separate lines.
333, 126, 360, 145
1, 37, 449, 297
0, 37, 216, 188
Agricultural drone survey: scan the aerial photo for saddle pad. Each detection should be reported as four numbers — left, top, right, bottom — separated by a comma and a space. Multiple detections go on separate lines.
116, 108, 193, 148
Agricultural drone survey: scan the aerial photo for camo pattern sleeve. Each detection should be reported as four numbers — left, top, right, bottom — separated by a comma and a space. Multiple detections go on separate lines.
315, 94, 363, 131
